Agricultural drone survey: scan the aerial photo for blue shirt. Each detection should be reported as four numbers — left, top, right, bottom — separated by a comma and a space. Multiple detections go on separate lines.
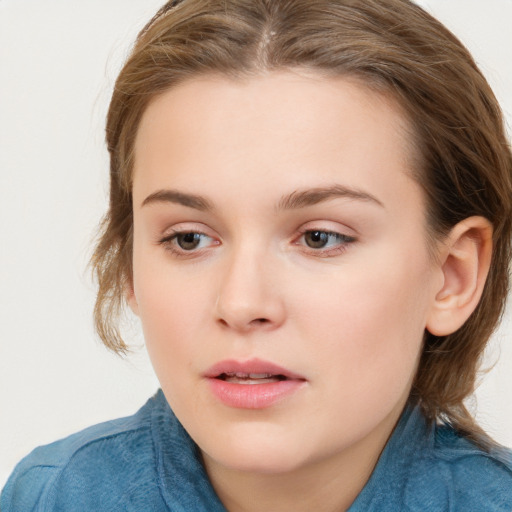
2, 390, 511, 511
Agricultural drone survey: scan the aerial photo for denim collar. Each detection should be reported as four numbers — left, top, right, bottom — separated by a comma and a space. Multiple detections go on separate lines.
150, 391, 431, 511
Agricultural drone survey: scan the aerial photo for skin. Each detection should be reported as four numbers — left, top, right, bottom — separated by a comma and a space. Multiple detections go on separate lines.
127, 71, 487, 511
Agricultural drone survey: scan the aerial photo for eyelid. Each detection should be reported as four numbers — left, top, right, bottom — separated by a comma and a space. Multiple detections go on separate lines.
157, 223, 220, 257
296, 229, 356, 245
293, 223, 357, 257
159, 221, 216, 239
298, 219, 358, 237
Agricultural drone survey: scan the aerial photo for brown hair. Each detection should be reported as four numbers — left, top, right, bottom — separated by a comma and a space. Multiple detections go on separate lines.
92, 0, 512, 446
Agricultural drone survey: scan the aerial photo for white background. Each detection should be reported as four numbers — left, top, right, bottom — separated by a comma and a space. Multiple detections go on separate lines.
1, 0, 511, 488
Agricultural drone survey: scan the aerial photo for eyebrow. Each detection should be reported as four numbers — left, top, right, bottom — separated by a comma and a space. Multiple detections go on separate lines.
141, 189, 213, 211
276, 185, 384, 211
141, 184, 384, 211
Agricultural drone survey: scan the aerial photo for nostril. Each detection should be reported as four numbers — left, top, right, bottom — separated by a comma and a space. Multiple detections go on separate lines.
249, 318, 270, 326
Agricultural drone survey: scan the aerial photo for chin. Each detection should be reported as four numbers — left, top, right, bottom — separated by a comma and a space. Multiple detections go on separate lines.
200, 427, 318, 475
210, 449, 308, 475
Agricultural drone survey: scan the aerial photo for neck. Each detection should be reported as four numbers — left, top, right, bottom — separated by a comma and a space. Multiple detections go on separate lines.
204, 454, 372, 512
202, 403, 404, 512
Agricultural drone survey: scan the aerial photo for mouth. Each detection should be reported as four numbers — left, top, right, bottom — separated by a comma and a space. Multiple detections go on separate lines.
204, 358, 306, 409
204, 358, 305, 382
216, 372, 289, 385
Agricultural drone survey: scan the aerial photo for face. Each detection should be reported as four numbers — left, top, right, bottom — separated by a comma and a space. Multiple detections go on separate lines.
130, 71, 442, 476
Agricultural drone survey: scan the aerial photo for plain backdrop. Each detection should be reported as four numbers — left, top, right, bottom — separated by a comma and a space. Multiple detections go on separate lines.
1, 0, 511, 487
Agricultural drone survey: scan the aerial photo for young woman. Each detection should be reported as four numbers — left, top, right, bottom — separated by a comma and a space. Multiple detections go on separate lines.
2, 0, 511, 510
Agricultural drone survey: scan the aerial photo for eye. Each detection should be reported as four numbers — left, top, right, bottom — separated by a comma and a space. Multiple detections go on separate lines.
297, 229, 356, 255
159, 230, 218, 255
174, 232, 205, 251
304, 231, 334, 249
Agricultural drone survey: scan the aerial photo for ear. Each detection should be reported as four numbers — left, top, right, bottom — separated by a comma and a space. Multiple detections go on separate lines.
426, 216, 493, 336
126, 282, 140, 316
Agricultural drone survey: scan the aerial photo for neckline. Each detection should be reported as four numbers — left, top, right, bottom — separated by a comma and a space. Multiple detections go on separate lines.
347, 403, 433, 510
150, 391, 431, 511
151, 390, 227, 510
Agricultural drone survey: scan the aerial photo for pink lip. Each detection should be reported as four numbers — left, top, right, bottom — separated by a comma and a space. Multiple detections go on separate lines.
204, 358, 307, 409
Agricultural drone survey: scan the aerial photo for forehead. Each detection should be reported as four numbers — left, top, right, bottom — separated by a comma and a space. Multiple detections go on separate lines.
132, 70, 420, 213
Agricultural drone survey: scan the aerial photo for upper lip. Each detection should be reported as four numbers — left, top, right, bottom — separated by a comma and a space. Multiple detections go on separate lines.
203, 358, 306, 380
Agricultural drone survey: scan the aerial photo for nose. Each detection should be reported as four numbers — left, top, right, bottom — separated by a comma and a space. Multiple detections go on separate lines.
214, 246, 286, 333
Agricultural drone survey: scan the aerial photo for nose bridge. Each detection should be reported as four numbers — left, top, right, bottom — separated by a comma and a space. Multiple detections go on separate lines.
215, 240, 284, 331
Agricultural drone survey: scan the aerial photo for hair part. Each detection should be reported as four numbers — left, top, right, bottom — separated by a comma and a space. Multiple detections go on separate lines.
92, 0, 512, 448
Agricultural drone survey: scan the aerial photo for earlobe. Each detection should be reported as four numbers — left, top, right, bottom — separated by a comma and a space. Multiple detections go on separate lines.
426, 216, 493, 336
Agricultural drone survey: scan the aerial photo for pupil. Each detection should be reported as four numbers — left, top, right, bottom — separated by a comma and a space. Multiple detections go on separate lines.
306, 231, 328, 248
178, 233, 200, 250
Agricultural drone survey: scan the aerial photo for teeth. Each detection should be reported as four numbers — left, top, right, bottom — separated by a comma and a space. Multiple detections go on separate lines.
248, 373, 273, 379
220, 372, 285, 384
225, 372, 274, 379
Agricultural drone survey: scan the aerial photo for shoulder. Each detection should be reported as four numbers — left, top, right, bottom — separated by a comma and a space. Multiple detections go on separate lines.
0, 392, 163, 512
406, 424, 512, 511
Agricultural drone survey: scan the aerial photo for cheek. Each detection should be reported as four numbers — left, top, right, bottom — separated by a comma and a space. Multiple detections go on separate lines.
132, 251, 213, 368
134, 267, 209, 413
292, 249, 432, 379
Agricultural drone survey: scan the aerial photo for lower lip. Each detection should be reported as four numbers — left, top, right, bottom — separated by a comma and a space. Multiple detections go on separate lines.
207, 378, 306, 409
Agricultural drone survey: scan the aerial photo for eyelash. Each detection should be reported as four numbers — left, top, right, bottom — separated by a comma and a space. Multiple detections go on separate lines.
295, 229, 356, 257
158, 228, 356, 258
158, 230, 216, 258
